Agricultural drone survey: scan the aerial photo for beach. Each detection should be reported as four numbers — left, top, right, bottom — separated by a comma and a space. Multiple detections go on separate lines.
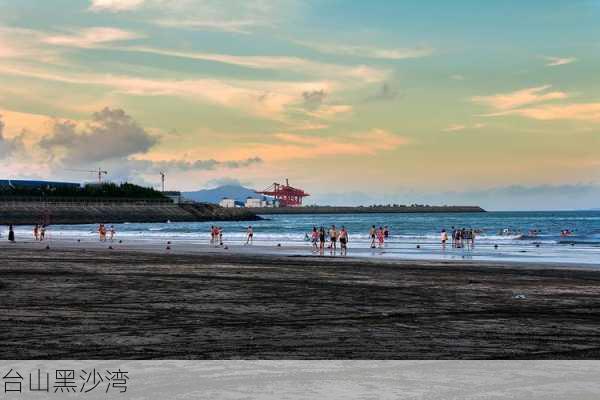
2, 238, 600, 359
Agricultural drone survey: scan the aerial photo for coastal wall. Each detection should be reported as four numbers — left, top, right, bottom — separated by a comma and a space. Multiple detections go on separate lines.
251, 205, 486, 215
0, 201, 259, 225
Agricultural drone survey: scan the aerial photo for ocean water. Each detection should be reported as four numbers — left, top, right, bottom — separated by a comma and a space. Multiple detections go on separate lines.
6, 211, 600, 265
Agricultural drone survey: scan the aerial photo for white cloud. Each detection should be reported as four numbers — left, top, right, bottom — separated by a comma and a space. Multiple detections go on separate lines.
472, 85, 568, 111
153, 18, 260, 34
119, 46, 388, 83
5, 107, 264, 182
0, 27, 59, 62
473, 85, 600, 123
543, 56, 577, 67
43, 27, 143, 48
442, 123, 485, 132
487, 103, 600, 122
296, 40, 434, 60
89, 0, 146, 12
90, 0, 303, 35
443, 124, 466, 132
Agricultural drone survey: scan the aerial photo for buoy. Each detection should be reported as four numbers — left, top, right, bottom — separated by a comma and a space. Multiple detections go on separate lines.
224, 246, 229, 250
45, 245, 50, 250
108, 246, 113, 250
277, 243, 281, 247
494, 244, 498, 249
167, 241, 171, 245
536, 244, 540, 248
416, 245, 421, 249
77, 239, 81, 242
166, 246, 171, 250
119, 240, 122, 244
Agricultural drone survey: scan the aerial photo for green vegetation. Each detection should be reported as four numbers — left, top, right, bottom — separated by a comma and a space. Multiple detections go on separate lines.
0, 182, 168, 202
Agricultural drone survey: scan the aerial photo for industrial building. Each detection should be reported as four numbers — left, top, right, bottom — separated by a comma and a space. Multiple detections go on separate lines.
219, 198, 236, 208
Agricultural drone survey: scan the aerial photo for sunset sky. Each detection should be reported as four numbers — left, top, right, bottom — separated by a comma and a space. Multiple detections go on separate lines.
1, 0, 599, 209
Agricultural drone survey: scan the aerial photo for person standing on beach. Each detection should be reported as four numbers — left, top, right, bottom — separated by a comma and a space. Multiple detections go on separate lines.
369, 225, 376, 248
212, 226, 220, 247
98, 224, 106, 241
441, 229, 448, 249
329, 225, 338, 253
218, 227, 224, 246
339, 226, 349, 256
319, 226, 326, 253
109, 225, 116, 241
40, 225, 46, 241
384, 226, 389, 239
246, 226, 253, 245
377, 226, 385, 248
33, 224, 39, 241
8, 224, 15, 242
311, 226, 319, 251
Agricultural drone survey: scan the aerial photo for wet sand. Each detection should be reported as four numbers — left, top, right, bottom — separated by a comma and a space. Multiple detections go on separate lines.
2, 241, 600, 359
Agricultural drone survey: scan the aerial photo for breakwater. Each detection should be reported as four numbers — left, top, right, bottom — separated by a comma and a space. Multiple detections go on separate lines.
252, 205, 485, 215
0, 201, 259, 225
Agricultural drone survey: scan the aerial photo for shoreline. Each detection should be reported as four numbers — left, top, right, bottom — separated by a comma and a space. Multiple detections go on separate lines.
3, 244, 600, 358
2, 234, 599, 269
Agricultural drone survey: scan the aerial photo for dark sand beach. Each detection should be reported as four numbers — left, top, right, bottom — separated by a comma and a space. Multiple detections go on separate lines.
2, 243, 600, 359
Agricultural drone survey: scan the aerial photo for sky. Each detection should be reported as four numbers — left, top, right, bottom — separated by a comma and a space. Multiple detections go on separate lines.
0, 0, 599, 210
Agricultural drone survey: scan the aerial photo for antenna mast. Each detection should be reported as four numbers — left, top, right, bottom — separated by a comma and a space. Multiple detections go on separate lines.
160, 171, 165, 192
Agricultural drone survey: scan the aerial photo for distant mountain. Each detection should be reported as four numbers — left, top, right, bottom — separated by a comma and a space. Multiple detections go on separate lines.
182, 184, 262, 204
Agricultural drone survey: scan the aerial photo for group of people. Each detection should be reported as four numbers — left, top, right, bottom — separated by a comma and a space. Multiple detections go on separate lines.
210, 225, 224, 246
98, 224, 116, 242
209, 225, 254, 247
369, 225, 390, 249
33, 224, 48, 241
441, 227, 477, 249
308, 225, 350, 255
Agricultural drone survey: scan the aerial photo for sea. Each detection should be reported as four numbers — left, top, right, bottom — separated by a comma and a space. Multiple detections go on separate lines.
7, 211, 600, 265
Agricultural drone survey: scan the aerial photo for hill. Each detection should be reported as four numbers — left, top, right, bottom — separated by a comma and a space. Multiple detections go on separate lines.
182, 184, 261, 204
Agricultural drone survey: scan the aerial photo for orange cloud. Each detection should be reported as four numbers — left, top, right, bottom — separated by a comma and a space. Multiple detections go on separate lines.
43, 27, 143, 48
472, 85, 568, 110
211, 129, 408, 161
489, 103, 600, 122
0, 109, 56, 144
0, 64, 334, 120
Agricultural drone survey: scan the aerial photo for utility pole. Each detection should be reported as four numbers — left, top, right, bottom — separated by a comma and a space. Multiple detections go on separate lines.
160, 171, 165, 192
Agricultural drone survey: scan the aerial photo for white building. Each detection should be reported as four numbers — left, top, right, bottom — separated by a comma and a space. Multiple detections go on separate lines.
245, 197, 263, 208
219, 198, 236, 208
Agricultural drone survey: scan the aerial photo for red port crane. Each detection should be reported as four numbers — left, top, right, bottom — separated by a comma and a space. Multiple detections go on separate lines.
256, 179, 309, 207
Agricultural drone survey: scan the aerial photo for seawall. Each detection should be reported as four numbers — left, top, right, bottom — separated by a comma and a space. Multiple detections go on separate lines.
0, 201, 260, 225
252, 205, 486, 215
